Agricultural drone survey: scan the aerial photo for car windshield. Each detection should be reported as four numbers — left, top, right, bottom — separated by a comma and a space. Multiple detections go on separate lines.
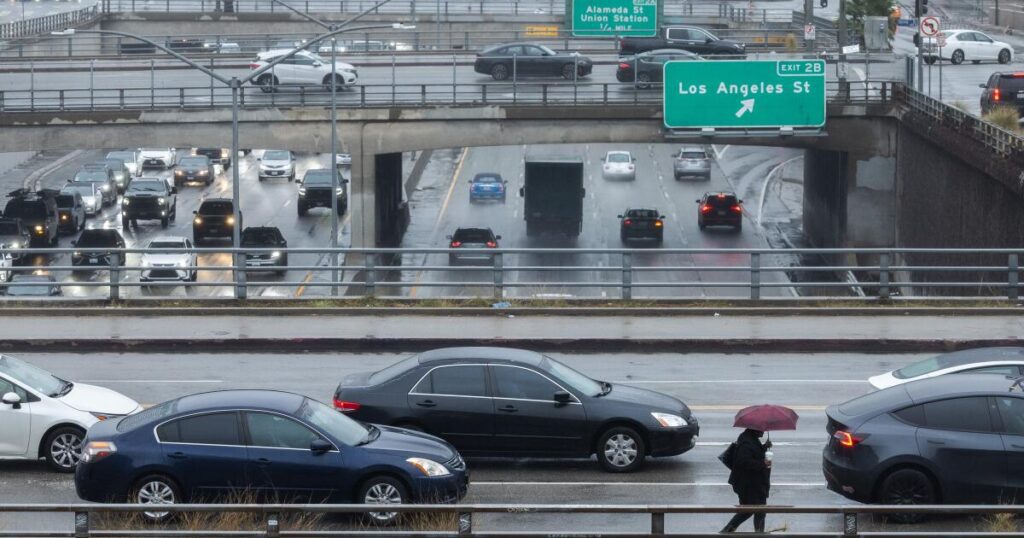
7, 277, 53, 297
0, 222, 20, 235
303, 171, 333, 185
55, 195, 75, 208
473, 175, 502, 183
295, 397, 369, 446
76, 231, 119, 247
128, 181, 165, 193
107, 152, 134, 161
607, 153, 631, 163
75, 170, 107, 182
368, 356, 419, 384
63, 185, 94, 197
0, 355, 68, 397
263, 151, 291, 161
539, 356, 602, 397
179, 157, 207, 167
242, 228, 283, 244
199, 201, 233, 215
149, 241, 185, 249
4, 201, 46, 220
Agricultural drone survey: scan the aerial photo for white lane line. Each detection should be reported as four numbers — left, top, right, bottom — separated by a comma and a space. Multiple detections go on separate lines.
473, 481, 825, 487
81, 379, 223, 383
616, 379, 868, 384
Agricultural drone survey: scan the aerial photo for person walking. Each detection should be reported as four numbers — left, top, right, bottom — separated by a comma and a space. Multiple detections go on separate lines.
721, 428, 772, 534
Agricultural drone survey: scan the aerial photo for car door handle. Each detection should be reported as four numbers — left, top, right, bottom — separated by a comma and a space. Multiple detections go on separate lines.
926, 439, 945, 445
416, 400, 436, 408
498, 405, 518, 413
167, 452, 187, 460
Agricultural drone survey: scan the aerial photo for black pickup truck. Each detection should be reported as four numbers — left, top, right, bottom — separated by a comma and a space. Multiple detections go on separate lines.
619, 26, 745, 57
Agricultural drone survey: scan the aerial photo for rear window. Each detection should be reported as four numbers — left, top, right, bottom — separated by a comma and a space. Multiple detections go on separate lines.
838, 387, 910, 416
453, 228, 493, 242
626, 209, 658, 218
107, 151, 135, 161
4, 201, 47, 220
242, 228, 284, 245
117, 400, 177, 432
473, 175, 502, 183
705, 194, 738, 206
607, 153, 631, 163
368, 356, 419, 384
682, 151, 707, 159
199, 201, 233, 215
76, 230, 121, 247
997, 76, 1024, 92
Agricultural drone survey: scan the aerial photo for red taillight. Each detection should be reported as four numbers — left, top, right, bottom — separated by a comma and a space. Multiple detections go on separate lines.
833, 430, 861, 447
994, 88, 1002, 102
731, 204, 742, 212
249, 63, 261, 69
619, 62, 631, 69
486, 241, 497, 248
700, 204, 712, 214
333, 397, 361, 413
450, 241, 462, 248
623, 219, 632, 226
1012, 73, 1024, 78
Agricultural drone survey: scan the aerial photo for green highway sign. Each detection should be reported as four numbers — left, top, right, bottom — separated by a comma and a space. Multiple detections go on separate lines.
570, 0, 658, 37
662, 60, 826, 129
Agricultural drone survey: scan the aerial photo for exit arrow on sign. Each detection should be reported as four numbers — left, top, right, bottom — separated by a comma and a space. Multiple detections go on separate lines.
735, 99, 755, 118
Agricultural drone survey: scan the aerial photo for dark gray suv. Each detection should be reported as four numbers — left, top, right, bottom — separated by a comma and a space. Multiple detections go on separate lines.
824, 374, 1024, 520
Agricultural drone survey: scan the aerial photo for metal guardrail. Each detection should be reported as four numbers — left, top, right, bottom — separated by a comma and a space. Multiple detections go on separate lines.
0, 246, 1020, 301
97, 0, 796, 23
0, 80, 897, 112
4, 502, 1024, 537
896, 84, 1024, 159
0, 5, 101, 41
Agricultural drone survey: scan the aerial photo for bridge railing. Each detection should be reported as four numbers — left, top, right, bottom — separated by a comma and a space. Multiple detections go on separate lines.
3, 502, 1024, 536
97, 0, 795, 23
0, 80, 897, 112
0, 246, 1019, 301
0, 5, 101, 41
897, 83, 1024, 159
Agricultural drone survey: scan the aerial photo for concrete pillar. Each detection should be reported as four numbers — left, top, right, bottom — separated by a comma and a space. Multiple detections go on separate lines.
349, 129, 375, 249
802, 148, 847, 250
349, 148, 405, 251
844, 152, 896, 248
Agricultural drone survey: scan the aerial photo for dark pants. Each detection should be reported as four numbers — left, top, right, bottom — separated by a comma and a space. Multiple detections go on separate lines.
722, 490, 767, 533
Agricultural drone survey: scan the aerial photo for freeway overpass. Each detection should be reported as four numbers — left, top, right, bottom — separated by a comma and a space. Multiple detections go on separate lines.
2, 78, 1022, 288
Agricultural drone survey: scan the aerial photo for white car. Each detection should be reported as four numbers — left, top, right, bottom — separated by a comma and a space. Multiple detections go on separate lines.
602, 150, 636, 181
0, 355, 141, 472
920, 30, 1014, 65
61, 183, 101, 216
335, 152, 352, 168
249, 49, 358, 93
140, 236, 197, 282
138, 148, 177, 170
258, 149, 296, 181
869, 347, 1024, 390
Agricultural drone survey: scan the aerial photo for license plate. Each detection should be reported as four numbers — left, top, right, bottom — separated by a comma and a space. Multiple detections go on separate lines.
147, 160, 160, 164
717, 210, 726, 216
271, 171, 282, 175
208, 228, 219, 233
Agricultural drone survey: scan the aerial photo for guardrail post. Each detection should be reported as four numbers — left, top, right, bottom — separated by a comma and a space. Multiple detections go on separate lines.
365, 253, 376, 297
842, 510, 857, 536
266, 512, 280, 538
750, 252, 761, 300
109, 252, 120, 300
1009, 253, 1019, 302
75, 511, 89, 538
458, 511, 472, 534
235, 252, 247, 300
492, 252, 503, 299
360, 85, 366, 106
60, 90, 65, 111
878, 253, 890, 299
481, 83, 487, 103
622, 251, 632, 300
650, 511, 665, 535
179, 87, 185, 109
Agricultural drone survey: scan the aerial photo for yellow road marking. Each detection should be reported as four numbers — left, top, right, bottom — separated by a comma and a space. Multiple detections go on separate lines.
410, 147, 469, 298
295, 212, 352, 297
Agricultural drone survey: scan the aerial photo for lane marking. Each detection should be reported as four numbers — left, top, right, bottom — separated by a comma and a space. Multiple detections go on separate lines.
410, 147, 468, 298
756, 155, 804, 228
295, 211, 352, 297
617, 379, 868, 384
472, 481, 826, 487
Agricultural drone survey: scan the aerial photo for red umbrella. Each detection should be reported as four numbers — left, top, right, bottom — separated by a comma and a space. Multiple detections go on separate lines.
733, 404, 799, 432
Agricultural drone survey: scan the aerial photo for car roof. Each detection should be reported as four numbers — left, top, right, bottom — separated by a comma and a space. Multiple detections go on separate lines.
418, 346, 545, 366
681, 145, 707, 151
927, 347, 1024, 369
258, 49, 312, 59
167, 389, 307, 415
473, 172, 502, 179
200, 197, 232, 204
482, 42, 547, 52
704, 191, 736, 197
606, 150, 631, 155
904, 373, 1021, 401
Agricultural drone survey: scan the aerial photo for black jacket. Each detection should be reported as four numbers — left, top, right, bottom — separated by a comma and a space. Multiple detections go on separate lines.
727, 430, 771, 499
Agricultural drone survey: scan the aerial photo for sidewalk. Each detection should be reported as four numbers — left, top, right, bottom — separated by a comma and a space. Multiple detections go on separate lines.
0, 311, 1020, 351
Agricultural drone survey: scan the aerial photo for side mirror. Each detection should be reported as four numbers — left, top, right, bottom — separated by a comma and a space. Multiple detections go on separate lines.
310, 438, 332, 455
979, 83, 988, 88
695, 199, 701, 203
601, 157, 606, 162
738, 199, 744, 203
170, 187, 178, 194
519, 187, 525, 197
495, 235, 502, 240
553, 391, 572, 404
617, 214, 623, 218
193, 210, 198, 215
446, 235, 453, 240
660, 215, 666, 219
632, 157, 637, 162
256, 157, 261, 162
296, 178, 303, 184
312, 61, 323, 67
2, 392, 21, 408
705, 37, 713, 43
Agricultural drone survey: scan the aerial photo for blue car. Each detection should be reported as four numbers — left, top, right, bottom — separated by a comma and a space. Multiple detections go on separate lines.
468, 173, 507, 202
74, 390, 468, 524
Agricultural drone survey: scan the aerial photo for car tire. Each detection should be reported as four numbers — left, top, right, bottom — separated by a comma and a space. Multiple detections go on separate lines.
189, 270, 198, 282
323, 74, 345, 92
161, 217, 169, 229
562, 63, 577, 80
951, 49, 965, 65
297, 204, 307, 217
877, 468, 936, 523
289, 173, 295, 182
596, 426, 645, 473
171, 204, 177, 222
257, 74, 278, 93
491, 64, 509, 81
358, 475, 409, 526
122, 218, 130, 230
131, 474, 181, 523
734, 220, 742, 232
44, 426, 85, 473
698, 221, 706, 231
924, 56, 937, 65
636, 72, 652, 90
999, 49, 1012, 64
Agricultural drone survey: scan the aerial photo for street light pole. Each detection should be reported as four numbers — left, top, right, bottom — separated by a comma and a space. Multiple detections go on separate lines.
230, 77, 245, 299
330, 37, 340, 296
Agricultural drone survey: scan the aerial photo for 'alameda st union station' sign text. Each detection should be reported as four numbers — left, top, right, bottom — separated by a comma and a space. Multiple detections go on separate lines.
663, 60, 827, 130
571, 0, 658, 37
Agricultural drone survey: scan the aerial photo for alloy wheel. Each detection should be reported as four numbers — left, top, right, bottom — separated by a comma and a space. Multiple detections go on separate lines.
603, 433, 638, 468
363, 482, 402, 522
50, 432, 82, 470
137, 479, 176, 519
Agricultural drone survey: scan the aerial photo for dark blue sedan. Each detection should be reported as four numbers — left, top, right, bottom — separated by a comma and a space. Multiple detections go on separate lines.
74, 390, 468, 524
468, 173, 507, 202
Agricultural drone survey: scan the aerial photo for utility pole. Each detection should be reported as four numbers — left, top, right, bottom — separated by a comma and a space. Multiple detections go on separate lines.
915, 0, 927, 90
804, 0, 815, 52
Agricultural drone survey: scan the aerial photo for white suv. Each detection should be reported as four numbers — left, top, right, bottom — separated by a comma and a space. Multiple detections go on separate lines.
249, 49, 358, 93
138, 148, 176, 170
258, 150, 296, 181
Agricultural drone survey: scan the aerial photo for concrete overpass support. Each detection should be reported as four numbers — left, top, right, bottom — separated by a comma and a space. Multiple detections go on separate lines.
349, 147, 406, 251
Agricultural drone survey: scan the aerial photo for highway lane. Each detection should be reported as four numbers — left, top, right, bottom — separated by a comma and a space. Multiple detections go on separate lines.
0, 350, 1003, 534
402, 144, 797, 299
2, 148, 351, 298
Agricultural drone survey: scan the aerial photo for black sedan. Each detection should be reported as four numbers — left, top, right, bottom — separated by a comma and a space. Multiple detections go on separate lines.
616, 49, 701, 88
333, 347, 699, 472
619, 208, 665, 244
474, 43, 592, 81
173, 156, 215, 187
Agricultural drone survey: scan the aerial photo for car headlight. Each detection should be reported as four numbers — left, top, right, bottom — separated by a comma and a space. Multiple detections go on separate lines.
270, 251, 281, 259
33, 225, 43, 233
175, 170, 184, 176
299, 187, 307, 195
157, 197, 165, 205
141, 259, 152, 267
102, 185, 111, 192
198, 170, 208, 175
336, 188, 344, 195
73, 251, 81, 257
122, 198, 129, 206
194, 217, 203, 225
225, 216, 235, 225
651, 412, 687, 428
406, 457, 451, 477
176, 261, 186, 268
221, 149, 229, 158
60, 214, 69, 221
9, 242, 20, 249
